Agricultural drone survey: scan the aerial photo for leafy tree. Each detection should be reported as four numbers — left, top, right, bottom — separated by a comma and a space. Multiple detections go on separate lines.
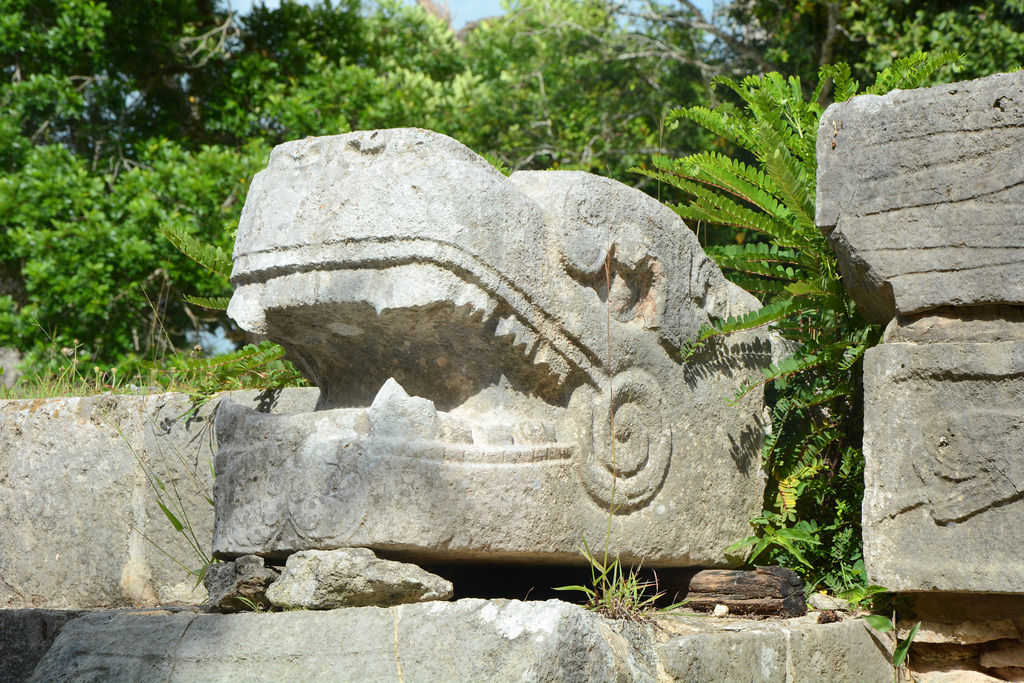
1, 0, 717, 372
625, 1, 1023, 102
727, 0, 1023, 91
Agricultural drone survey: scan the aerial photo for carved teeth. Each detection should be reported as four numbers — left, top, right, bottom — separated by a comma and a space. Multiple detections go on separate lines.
367, 378, 440, 440
533, 343, 571, 382
492, 315, 573, 383
495, 315, 539, 354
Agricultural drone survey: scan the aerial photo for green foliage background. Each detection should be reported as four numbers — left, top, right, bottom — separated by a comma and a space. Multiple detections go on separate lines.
1, 0, 711, 371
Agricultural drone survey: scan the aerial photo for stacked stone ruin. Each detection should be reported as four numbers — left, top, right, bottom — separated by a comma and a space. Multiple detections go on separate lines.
7, 69, 1024, 679
817, 70, 1024, 681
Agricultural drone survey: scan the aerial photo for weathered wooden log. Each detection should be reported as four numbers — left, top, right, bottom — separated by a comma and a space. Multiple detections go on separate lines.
660, 566, 806, 617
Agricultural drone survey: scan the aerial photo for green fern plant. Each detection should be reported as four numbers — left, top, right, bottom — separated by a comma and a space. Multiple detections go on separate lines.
634, 51, 963, 592
154, 225, 308, 398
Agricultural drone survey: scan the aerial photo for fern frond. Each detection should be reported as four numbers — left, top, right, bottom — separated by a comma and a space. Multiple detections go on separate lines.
819, 63, 858, 103
652, 151, 789, 219
175, 340, 284, 374
649, 175, 802, 245
710, 242, 817, 269
867, 50, 964, 95
159, 224, 233, 278
483, 151, 512, 177
701, 297, 805, 340
706, 248, 806, 281
760, 137, 819, 242
724, 274, 793, 296
666, 103, 756, 153
183, 295, 230, 310
784, 275, 845, 298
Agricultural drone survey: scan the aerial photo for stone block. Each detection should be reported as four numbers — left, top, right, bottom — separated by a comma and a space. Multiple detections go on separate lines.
265, 548, 452, 609
982, 642, 1024, 669
815, 71, 1024, 323
655, 613, 893, 682
914, 669, 1007, 683
0, 609, 84, 683
217, 129, 773, 566
862, 342, 1024, 591
27, 600, 657, 682
0, 389, 318, 609
907, 619, 1020, 645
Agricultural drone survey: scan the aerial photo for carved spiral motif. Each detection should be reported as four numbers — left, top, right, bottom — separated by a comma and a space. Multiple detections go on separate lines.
577, 369, 672, 510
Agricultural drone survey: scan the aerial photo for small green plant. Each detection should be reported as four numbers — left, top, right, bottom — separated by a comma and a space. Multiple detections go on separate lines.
837, 578, 888, 611
234, 596, 267, 612
864, 612, 922, 683
553, 536, 665, 622
155, 223, 309, 405
483, 151, 512, 177
724, 511, 820, 571
634, 51, 963, 592
102, 408, 217, 588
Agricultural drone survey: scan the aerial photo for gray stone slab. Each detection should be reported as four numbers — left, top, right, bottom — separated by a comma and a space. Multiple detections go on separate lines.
0, 388, 318, 609
655, 613, 893, 682
27, 609, 196, 683
21, 602, 897, 683
815, 71, 1024, 323
0, 609, 85, 683
862, 342, 1024, 591
27, 600, 657, 682
217, 129, 773, 567
883, 306, 1024, 344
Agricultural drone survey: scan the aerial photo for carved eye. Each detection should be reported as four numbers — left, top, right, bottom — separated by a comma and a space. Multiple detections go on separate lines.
588, 254, 660, 326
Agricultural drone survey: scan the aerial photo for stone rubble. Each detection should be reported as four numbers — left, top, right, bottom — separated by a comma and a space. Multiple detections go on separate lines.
203, 554, 280, 613
265, 547, 453, 610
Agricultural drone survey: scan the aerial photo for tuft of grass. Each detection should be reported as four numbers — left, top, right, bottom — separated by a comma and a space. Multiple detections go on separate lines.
554, 536, 666, 622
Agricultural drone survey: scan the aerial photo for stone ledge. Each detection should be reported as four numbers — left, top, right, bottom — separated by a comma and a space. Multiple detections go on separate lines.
9, 601, 895, 682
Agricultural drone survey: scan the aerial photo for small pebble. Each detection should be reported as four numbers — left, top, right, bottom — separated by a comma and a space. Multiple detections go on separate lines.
713, 604, 730, 617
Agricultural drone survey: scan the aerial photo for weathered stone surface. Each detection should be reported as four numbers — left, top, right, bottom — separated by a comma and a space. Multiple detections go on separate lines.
655, 613, 894, 682
862, 342, 1024, 591
26, 609, 197, 683
808, 593, 850, 612
27, 600, 657, 682
204, 555, 280, 613
217, 128, 772, 566
989, 667, 1024, 682
19, 601, 899, 683
0, 609, 85, 683
266, 548, 451, 609
884, 306, 1024, 344
981, 642, 1024, 669
0, 388, 318, 609
914, 668, 1006, 683
816, 71, 1024, 324
903, 618, 1020, 645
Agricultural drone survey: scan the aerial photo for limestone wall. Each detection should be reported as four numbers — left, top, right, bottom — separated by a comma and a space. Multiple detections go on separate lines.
0, 388, 318, 609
